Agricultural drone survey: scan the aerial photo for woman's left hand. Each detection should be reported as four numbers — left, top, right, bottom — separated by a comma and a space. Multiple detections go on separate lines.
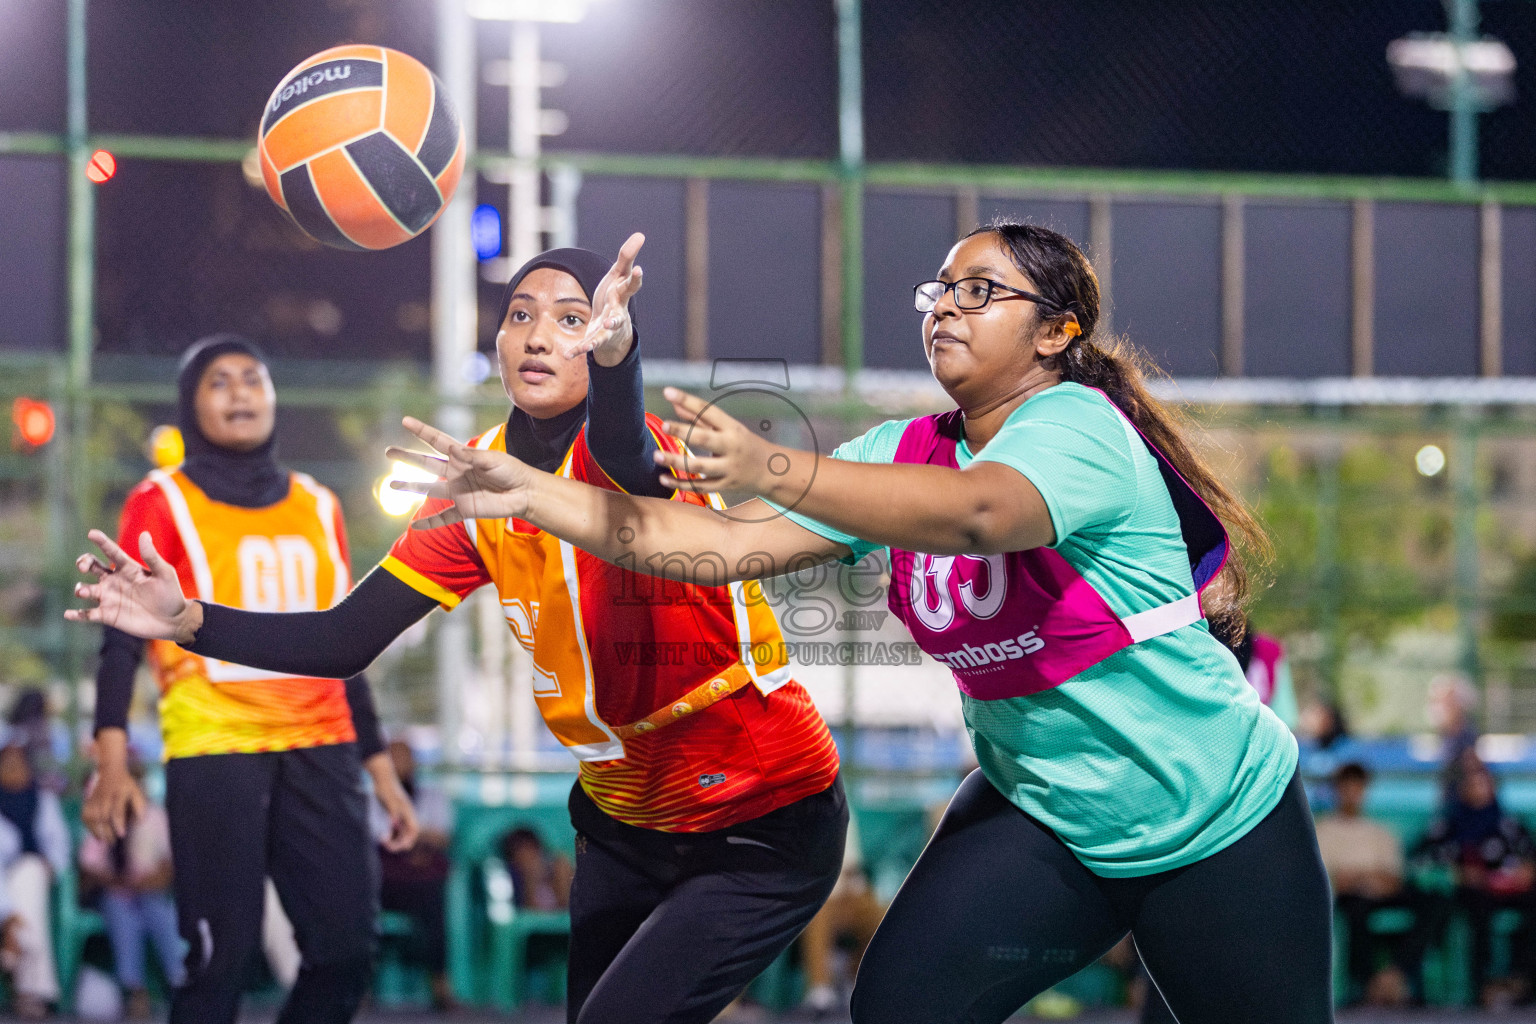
561, 231, 645, 366
386, 417, 537, 527
364, 751, 420, 853
654, 387, 809, 497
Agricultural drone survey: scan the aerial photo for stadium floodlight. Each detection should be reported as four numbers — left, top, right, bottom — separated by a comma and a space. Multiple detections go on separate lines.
466, 0, 588, 22
1387, 33, 1516, 111
1416, 444, 1448, 478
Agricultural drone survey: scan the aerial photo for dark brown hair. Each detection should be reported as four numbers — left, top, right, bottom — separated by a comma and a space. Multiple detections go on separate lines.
967, 219, 1270, 631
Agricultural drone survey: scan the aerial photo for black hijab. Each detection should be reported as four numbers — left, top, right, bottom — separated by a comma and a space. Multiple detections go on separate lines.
496, 248, 627, 472
176, 334, 290, 508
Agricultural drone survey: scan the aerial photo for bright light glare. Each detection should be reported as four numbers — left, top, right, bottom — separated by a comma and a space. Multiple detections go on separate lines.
376, 460, 438, 516
1416, 444, 1446, 477
467, 0, 588, 22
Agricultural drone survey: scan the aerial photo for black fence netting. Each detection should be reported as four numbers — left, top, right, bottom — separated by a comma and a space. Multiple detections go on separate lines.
42, 0, 1536, 179
863, 0, 1536, 179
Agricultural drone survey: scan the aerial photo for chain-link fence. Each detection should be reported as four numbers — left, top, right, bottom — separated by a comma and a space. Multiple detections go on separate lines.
6, 0, 1536, 767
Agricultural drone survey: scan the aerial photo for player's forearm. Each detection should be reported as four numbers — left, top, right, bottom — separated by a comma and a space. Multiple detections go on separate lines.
94, 627, 145, 734
523, 469, 743, 581
759, 452, 1051, 555
185, 569, 436, 678
93, 727, 130, 773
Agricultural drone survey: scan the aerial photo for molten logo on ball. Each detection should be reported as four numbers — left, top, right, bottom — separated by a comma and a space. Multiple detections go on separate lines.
257, 45, 466, 251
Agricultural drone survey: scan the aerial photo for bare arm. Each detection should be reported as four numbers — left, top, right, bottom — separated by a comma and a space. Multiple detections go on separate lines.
386, 418, 851, 584
650, 389, 1055, 556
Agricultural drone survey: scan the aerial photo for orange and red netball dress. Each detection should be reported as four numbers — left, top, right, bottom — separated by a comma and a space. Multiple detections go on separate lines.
382, 415, 840, 832
115, 468, 356, 759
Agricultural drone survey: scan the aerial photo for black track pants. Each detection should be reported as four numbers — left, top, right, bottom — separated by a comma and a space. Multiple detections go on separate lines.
852, 768, 1334, 1024
165, 744, 378, 1024
565, 777, 847, 1024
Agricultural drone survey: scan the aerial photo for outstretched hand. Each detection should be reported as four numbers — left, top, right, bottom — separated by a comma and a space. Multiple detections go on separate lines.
65, 530, 200, 643
386, 417, 538, 528
653, 387, 811, 498
560, 231, 645, 366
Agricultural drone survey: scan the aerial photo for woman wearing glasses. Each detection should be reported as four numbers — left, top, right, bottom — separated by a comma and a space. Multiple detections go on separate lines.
68, 238, 846, 1024
352, 219, 1330, 1023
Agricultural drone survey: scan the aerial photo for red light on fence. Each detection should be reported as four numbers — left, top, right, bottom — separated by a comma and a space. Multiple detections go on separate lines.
11, 397, 56, 448
85, 149, 116, 184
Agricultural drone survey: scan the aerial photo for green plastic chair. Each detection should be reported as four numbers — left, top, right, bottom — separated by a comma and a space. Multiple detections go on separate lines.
445, 801, 575, 1006
480, 856, 569, 1010
372, 909, 432, 1008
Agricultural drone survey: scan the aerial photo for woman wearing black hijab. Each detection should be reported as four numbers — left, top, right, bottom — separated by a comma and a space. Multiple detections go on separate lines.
85, 334, 419, 1024
72, 235, 847, 1024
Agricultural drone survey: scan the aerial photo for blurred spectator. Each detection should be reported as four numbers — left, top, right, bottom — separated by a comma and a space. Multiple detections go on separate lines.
1208, 617, 1298, 729
1316, 762, 1445, 1006
799, 813, 885, 1018
5, 690, 61, 794
372, 740, 454, 1010
499, 828, 572, 912
1298, 699, 1350, 751
77, 752, 185, 1020
1415, 754, 1536, 1008
0, 738, 69, 1017
1427, 674, 1480, 793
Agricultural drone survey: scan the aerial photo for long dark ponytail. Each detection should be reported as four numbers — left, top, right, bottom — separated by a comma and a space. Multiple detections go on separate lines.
970, 219, 1270, 632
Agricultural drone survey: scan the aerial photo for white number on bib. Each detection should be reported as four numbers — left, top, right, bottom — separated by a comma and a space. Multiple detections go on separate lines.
908, 553, 1009, 631
237, 536, 319, 612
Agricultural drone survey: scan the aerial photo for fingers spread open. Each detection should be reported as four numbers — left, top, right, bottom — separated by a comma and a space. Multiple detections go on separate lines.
661, 388, 718, 427
384, 446, 449, 475
614, 231, 645, 273
76, 554, 113, 579
617, 264, 643, 302
658, 472, 723, 494
389, 479, 448, 500
401, 417, 465, 456
410, 507, 465, 531
138, 532, 172, 575
88, 529, 135, 570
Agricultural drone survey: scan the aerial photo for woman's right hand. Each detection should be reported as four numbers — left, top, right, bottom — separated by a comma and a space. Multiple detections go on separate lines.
83, 730, 148, 842
386, 417, 537, 528
65, 530, 201, 643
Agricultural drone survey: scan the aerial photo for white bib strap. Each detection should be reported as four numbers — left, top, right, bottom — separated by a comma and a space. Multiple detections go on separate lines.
1121, 593, 1202, 644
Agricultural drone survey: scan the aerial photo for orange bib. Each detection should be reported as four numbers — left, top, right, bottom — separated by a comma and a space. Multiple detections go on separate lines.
463, 422, 793, 763
147, 469, 355, 759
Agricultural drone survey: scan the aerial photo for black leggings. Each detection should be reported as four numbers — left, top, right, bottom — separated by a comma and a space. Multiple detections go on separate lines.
565, 777, 847, 1024
165, 745, 378, 1024
852, 768, 1334, 1024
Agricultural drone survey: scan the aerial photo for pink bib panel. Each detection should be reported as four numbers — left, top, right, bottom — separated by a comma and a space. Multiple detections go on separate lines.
886, 402, 1229, 701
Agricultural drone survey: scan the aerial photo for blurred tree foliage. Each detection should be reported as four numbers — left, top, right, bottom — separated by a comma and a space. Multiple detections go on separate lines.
1492, 551, 1536, 643
1245, 428, 1454, 695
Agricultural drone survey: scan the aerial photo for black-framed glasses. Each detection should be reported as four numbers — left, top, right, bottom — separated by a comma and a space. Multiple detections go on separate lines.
913, 277, 1057, 313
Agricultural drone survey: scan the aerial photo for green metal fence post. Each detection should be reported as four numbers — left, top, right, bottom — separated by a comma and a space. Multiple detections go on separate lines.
1448, 0, 1480, 187
1452, 407, 1482, 686
63, 0, 93, 755
1318, 409, 1344, 694
835, 0, 864, 389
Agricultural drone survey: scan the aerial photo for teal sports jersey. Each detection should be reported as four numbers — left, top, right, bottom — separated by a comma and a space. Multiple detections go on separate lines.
774, 383, 1297, 876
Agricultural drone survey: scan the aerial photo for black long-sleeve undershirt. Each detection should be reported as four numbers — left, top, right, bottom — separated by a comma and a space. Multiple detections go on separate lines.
159, 329, 665, 696
185, 569, 439, 682
585, 340, 669, 498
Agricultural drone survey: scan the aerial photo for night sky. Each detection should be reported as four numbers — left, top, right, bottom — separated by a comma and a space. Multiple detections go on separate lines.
1, 0, 1534, 361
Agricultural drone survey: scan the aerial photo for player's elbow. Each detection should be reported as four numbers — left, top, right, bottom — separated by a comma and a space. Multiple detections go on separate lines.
954, 497, 1041, 555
